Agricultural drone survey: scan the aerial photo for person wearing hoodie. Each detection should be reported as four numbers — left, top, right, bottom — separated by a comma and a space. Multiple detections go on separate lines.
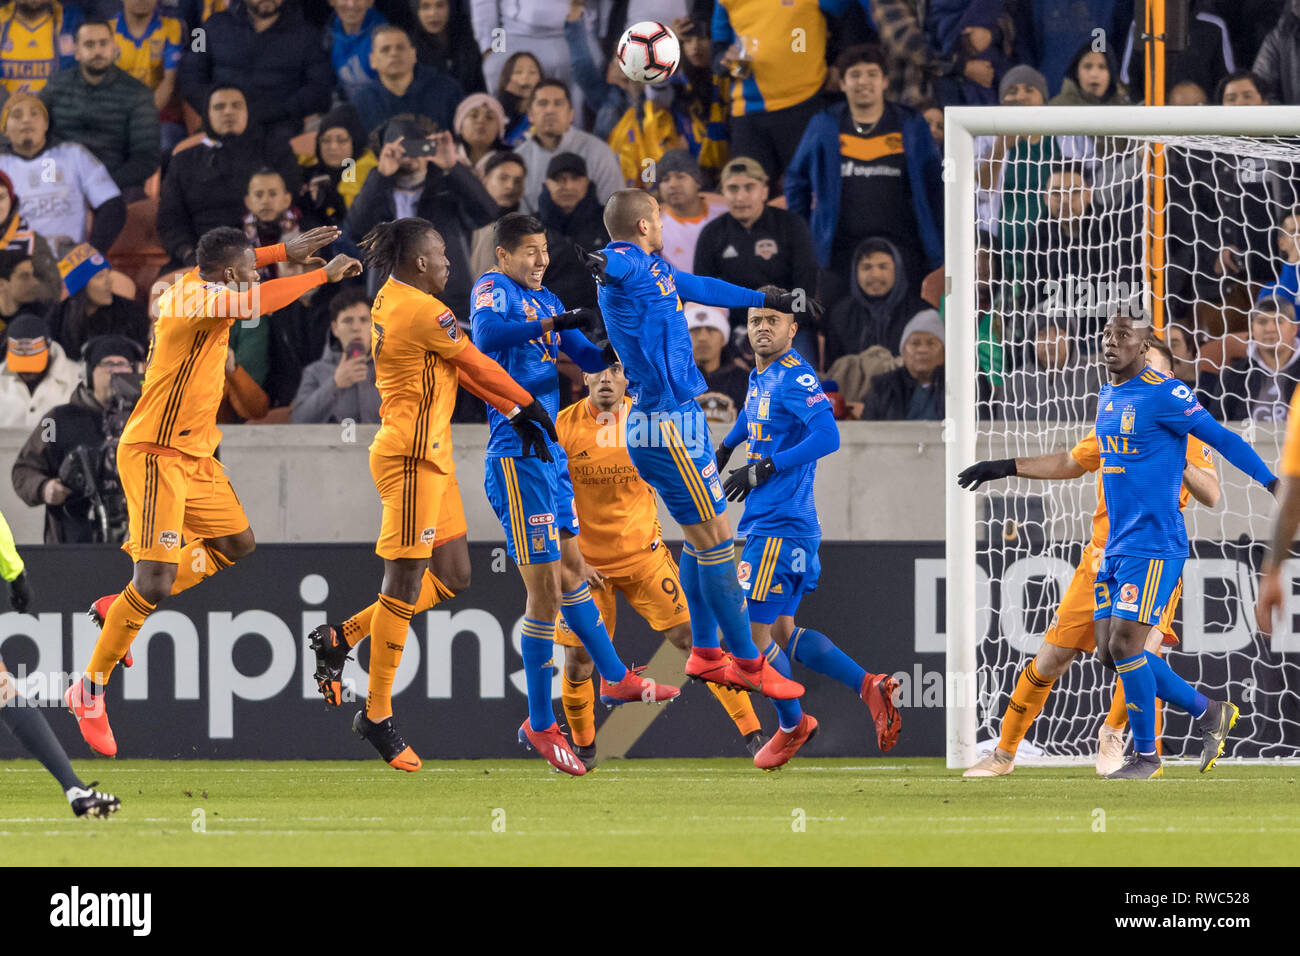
296, 105, 377, 229
1048, 41, 1130, 105
536, 152, 608, 311
177, 0, 333, 143
157, 84, 302, 270
861, 309, 945, 421
348, 24, 464, 137
327, 0, 387, 97
291, 287, 381, 424
410, 0, 486, 96
11, 333, 143, 543
999, 315, 1102, 422
1199, 296, 1300, 422
785, 44, 943, 305
824, 237, 934, 368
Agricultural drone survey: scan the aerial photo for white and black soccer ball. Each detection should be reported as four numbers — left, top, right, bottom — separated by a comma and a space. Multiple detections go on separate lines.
616, 20, 681, 85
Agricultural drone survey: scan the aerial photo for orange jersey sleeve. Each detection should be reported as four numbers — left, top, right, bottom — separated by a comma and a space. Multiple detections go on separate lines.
1070, 430, 1101, 471
368, 277, 468, 470
557, 397, 662, 574
1178, 436, 1215, 510
254, 243, 286, 269
447, 340, 534, 415
1283, 387, 1300, 477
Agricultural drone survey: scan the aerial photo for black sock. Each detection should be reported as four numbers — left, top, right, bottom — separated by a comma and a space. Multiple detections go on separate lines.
0, 698, 84, 793
83, 675, 105, 696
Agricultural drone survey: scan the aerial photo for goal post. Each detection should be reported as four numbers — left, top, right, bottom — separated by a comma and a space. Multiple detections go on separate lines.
943, 106, 1300, 769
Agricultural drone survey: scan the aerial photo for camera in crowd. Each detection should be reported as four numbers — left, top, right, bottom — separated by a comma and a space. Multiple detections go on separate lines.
56, 370, 143, 544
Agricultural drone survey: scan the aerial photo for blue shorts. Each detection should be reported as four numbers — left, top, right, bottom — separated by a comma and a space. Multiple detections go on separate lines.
1093, 554, 1184, 627
484, 451, 579, 566
738, 535, 821, 625
626, 401, 726, 526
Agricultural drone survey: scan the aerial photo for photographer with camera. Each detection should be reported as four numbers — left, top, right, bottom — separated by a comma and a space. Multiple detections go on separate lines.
11, 334, 144, 544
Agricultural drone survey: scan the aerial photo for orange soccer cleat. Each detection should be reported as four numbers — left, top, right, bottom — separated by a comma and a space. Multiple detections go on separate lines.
65, 679, 117, 757
861, 673, 902, 751
685, 646, 733, 685
88, 594, 131, 668
352, 711, 422, 771
753, 713, 819, 771
518, 719, 586, 776
725, 655, 805, 700
599, 664, 681, 707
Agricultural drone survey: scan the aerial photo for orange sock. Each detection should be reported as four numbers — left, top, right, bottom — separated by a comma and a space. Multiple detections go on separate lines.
561, 673, 595, 746
998, 660, 1055, 755
84, 584, 155, 687
342, 570, 453, 647
708, 683, 761, 737
365, 594, 414, 721
169, 540, 233, 595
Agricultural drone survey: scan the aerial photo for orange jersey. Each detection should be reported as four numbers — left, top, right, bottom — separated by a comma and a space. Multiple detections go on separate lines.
556, 396, 662, 575
121, 244, 322, 456
1282, 386, 1300, 477
368, 276, 468, 471
1071, 430, 1215, 548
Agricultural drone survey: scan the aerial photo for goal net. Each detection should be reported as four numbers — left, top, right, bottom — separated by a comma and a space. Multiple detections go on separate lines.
944, 107, 1300, 766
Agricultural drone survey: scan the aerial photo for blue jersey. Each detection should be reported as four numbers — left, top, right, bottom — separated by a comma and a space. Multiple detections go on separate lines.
737, 349, 831, 539
596, 241, 763, 414
1095, 366, 1219, 560
469, 271, 601, 458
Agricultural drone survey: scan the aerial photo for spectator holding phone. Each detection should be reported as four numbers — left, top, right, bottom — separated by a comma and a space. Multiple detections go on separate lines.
291, 287, 381, 424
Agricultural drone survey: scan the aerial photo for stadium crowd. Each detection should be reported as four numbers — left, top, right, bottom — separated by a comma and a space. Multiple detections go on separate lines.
1, 0, 1299, 540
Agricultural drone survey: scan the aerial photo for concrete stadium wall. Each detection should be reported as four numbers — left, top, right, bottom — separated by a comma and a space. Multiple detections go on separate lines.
0, 420, 1281, 546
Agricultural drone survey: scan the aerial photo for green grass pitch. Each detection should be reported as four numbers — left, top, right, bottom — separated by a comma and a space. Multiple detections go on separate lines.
4, 758, 1298, 866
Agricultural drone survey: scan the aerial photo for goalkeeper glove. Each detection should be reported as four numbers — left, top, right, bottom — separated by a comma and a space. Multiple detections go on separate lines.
551, 308, 599, 333
956, 459, 1017, 490
715, 442, 736, 471
763, 288, 824, 325
576, 245, 610, 286
7, 571, 31, 613
723, 457, 776, 501
509, 399, 558, 463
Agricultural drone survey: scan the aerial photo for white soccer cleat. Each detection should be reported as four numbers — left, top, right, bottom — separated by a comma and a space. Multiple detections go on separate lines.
963, 749, 1014, 777
1096, 723, 1127, 776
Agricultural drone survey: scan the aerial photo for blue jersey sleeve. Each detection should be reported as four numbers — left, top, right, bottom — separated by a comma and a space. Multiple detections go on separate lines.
601, 246, 638, 285
724, 408, 748, 448
1189, 417, 1278, 487
469, 278, 545, 351
557, 328, 607, 374
673, 269, 765, 311
771, 401, 839, 471
1148, 376, 1208, 436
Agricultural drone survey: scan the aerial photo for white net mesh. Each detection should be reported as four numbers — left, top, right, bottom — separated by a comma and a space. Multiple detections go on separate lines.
972, 130, 1300, 760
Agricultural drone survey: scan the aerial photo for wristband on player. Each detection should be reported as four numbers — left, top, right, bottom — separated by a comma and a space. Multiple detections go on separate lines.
550, 308, 598, 332
956, 458, 1017, 490
715, 442, 736, 471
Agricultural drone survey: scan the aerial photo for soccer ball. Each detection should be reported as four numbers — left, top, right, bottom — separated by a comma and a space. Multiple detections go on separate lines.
616, 21, 681, 84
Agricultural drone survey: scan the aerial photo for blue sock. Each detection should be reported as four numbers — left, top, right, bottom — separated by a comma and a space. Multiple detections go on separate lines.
788, 627, 868, 695
560, 584, 627, 683
765, 643, 803, 731
1144, 651, 1208, 717
695, 540, 760, 659
520, 621, 557, 731
679, 544, 720, 649
1116, 653, 1158, 754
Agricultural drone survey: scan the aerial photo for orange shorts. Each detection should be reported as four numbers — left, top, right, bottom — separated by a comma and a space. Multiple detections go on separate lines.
119, 441, 249, 563
556, 542, 690, 647
371, 453, 466, 560
1045, 542, 1181, 651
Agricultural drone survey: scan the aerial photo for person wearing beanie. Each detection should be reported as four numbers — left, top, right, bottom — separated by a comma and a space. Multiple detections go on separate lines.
999, 64, 1049, 105
348, 24, 464, 137
657, 148, 726, 274
48, 243, 149, 357
0, 311, 82, 428
0, 92, 125, 251
296, 104, 377, 226
0, 169, 61, 302
453, 92, 509, 170
861, 309, 946, 421
12, 331, 144, 543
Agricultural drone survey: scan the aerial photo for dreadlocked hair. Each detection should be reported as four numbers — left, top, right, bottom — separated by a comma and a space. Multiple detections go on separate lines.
359, 217, 438, 276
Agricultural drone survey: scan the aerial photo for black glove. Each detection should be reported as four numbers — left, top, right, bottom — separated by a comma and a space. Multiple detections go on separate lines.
723, 457, 777, 501
7, 571, 32, 613
576, 244, 609, 286
715, 442, 736, 471
1268, 478, 1280, 496
763, 288, 824, 325
551, 307, 599, 333
510, 398, 558, 463
592, 337, 619, 366
956, 459, 1017, 490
